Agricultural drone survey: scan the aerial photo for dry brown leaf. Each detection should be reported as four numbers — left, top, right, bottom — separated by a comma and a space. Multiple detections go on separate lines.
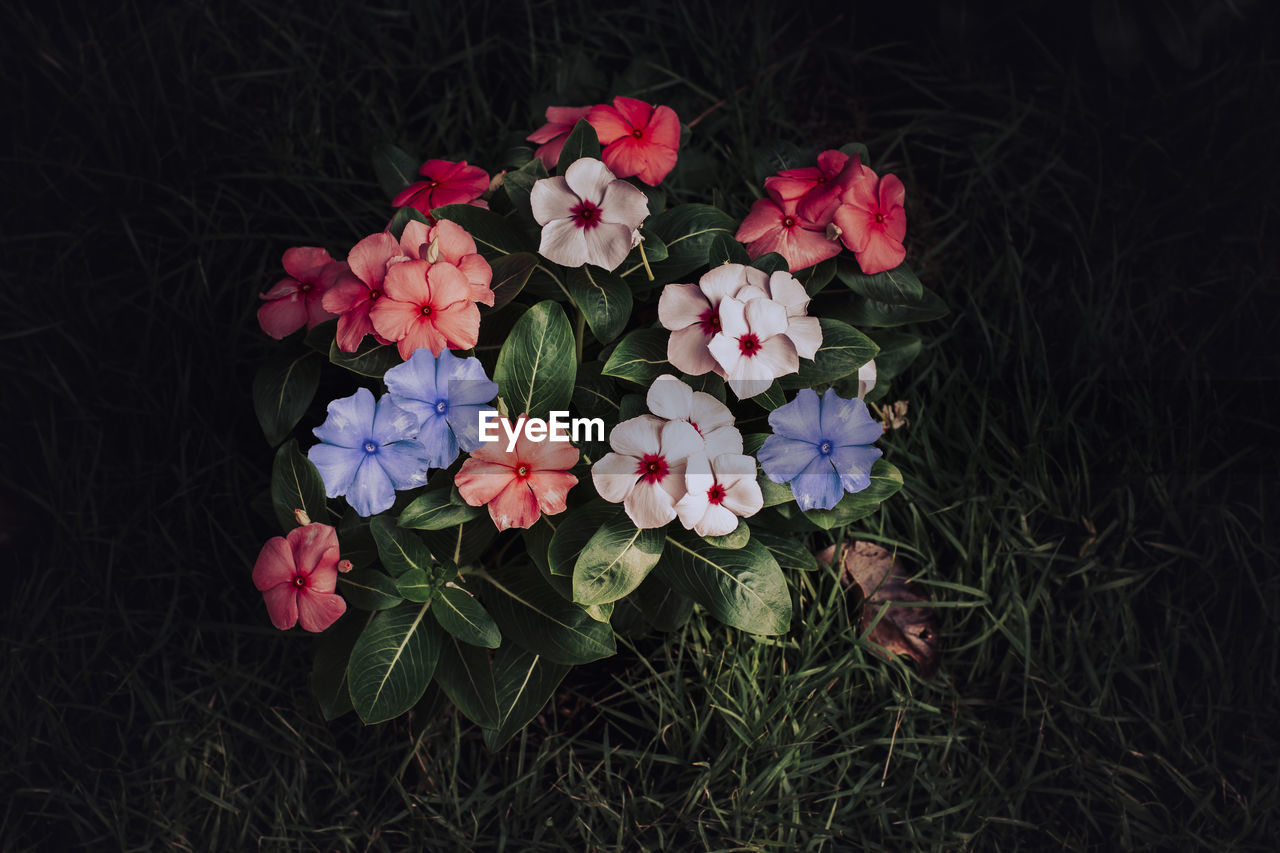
817, 541, 940, 677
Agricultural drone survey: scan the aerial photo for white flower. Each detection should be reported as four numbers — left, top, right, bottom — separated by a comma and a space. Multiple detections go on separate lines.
857, 359, 876, 399
590, 415, 704, 528
530, 158, 649, 271
646, 374, 742, 458
676, 453, 764, 536
706, 295, 800, 399
731, 269, 822, 359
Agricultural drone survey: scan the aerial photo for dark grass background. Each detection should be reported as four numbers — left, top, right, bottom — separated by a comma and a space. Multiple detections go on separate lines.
3, 0, 1278, 849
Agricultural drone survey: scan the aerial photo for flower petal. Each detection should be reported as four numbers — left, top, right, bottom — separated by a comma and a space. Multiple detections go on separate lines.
586, 103, 632, 145
745, 297, 789, 340
753, 335, 800, 379
734, 197, 784, 243
456, 458, 516, 506
819, 388, 884, 447
600, 179, 650, 229
564, 157, 619, 203
487, 480, 541, 531
313, 387, 377, 448
282, 246, 333, 281
757, 433, 818, 483
854, 233, 906, 276
297, 590, 347, 633
308, 444, 364, 498
371, 395, 419, 444
432, 300, 482, 351
591, 451, 641, 503
347, 456, 397, 517
667, 326, 720, 376
785, 316, 822, 360
527, 469, 578, 516
658, 283, 710, 332
581, 221, 636, 271
701, 425, 744, 457
609, 415, 663, 457
257, 295, 308, 340
530, 176, 579, 225
287, 523, 340, 577
790, 455, 843, 511
382, 259, 431, 303
829, 443, 883, 494
767, 387, 820, 440
695, 504, 740, 537
623, 480, 677, 528
659, 419, 704, 463
261, 585, 299, 630
377, 439, 433, 489
253, 537, 296, 590
645, 105, 681, 150
646, 374, 693, 421
538, 218, 590, 268
347, 232, 400, 287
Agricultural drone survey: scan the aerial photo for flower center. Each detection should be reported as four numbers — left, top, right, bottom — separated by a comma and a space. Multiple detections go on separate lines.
363, 440, 378, 454
874, 212, 885, 223
293, 573, 308, 588
818, 440, 833, 456
635, 453, 669, 484
689, 420, 701, 436
738, 334, 762, 357
515, 463, 531, 479
299, 282, 313, 293
425, 180, 438, 189
420, 305, 433, 317
369, 289, 380, 301
435, 400, 448, 414
570, 199, 603, 231
698, 307, 721, 337
707, 484, 726, 505
631, 128, 644, 139
781, 215, 796, 229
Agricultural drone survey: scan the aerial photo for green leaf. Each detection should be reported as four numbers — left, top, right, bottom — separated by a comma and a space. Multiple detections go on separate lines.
681, 371, 726, 402
758, 471, 794, 508
432, 205, 532, 256
778, 318, 878, 390
303, 318, 338, 354
751, 380, 787, 410
253, 351, 320, 446
618, 230, 670, 280
310, 612, 368, 720
422, 519, 496, 569
567, 266, 632, 344
547, 502, 621, 577
801, 459, 904, 530
338, 567, 404, 611
488, 252, 539, 311
572, 513, 665, 605
703, 518, 749, 550
372, 143, 420, 201
483, 646, 570, 750
653, 534, 792, 635
503, 158, 547, 222
393, 567, 435, 603
630, 574, 694, 632
556, 119, 601, 174
347, 601, 442, 724
484, 563, 616, 664
645, 204, 737, 280
707, 232, 750, 267
833, 288, 949, 328
865, 329, 923, 380
399, 489, 482, 530
435, 637, 500, 729
433, 585, 502, 648
753, 530, 819, 572
370, 516, 435, 578
337, 509, 379, 570
750, 252, 789, 275
493, 300, 576, 419
601, 327, 669, 386
796, 257, 837, 296
572, 362, 620, 419
387, 205, 430, 241
270, 440, 327, 532
329, 337, 402, 379
836, 258, 924, 304
618, 393, 648, 421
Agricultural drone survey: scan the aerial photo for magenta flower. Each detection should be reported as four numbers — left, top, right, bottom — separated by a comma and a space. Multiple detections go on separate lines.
526, 106, 592, 170
393, 159, 490, 221
832, 168, 907, 275
252, 523, 347, 632
530, 158, 649, 270
322, 233, 399, 352
734, 186, 842, 273
257, 247, 344, 339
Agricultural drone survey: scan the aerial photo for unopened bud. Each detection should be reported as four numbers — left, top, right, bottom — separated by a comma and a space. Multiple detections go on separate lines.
293, 508, 312, 526
425, 238, 441, 264
337, 559, 354, 573
825, 222, 843, 242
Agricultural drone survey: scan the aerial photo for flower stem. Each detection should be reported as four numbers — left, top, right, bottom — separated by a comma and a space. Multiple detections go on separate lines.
639, 239, 655, 281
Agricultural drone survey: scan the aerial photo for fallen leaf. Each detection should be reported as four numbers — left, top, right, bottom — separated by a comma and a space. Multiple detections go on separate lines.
817, 540, 940, 677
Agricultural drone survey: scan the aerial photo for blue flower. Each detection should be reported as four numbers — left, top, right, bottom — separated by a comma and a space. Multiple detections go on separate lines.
383, 348, 498, 468
308, 387, 431, 517
757, 387, 883, 511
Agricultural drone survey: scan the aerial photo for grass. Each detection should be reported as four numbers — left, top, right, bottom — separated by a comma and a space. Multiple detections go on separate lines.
2, 0, 1277, 849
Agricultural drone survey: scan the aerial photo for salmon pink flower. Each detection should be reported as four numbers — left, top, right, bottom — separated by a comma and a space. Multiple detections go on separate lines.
587, 96, 680, 186
393, 159, 490, 220
591, 415, 704, 529
707, 295, 799, 399
322, 233, 400, 352
397, 219, 494, 307
527, 106, 592, 170
734, 186, 842, 273
675, 453, 763, 537
257, 247, 343, 339
455, 424, 579, 531
832, 168, 907, 275
252, 523, 347, 632
371, 259, 481, 359
658, 263, 764, 376
530, 158, 649, 271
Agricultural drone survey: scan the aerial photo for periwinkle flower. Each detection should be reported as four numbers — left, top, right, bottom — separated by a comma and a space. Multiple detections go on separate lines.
383, 348, 498, 468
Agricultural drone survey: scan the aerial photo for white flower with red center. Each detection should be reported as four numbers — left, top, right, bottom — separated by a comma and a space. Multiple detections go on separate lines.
530, 158, 650, 271
590, 415, 704, 528
646, 374, 742, 459
675, 453, 764, 537
725, 268, 822, 360
706, 295, 800, 399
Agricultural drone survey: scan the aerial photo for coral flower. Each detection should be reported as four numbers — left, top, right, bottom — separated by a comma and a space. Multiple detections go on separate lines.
707, 295, 800, 399
371, 260, 481, 359
322, 232, 400, 352
527, 105, 592, 170
734, 186, 842, 273
675, 454, 764, 537
455, 424, 579, 531
658, 263, 764, 376
398, 219, 494, 307
587, 96, 681, 186
257, 247, 343, 339
392, 159, 490, 220
530, 158, 649, 270
832, 169, 907, 275
591, 415, 704, 528
252, 523, 347, 632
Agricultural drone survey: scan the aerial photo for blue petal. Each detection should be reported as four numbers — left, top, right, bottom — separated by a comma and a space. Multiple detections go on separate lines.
416, 416, 460, 469
348, 456, 396, 517
378, 439, 433, 489
830, 443, 883, 493
313, 386, 376, 448
383, 349, 440, 406
447, 403, 498, 452
371, 395, 420, 444
757, 434, 820, 483
820, 388, 882, 447
791, 455, 843, 511
307, 443, 364, 498
387, 394, 437, 433
440, 351, 499, 406
767, 388, 822, 441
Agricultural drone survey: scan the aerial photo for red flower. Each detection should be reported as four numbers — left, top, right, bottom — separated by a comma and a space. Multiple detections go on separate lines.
734, 186, 842, 272
252, 523, 347, 632
322, 233, 400, 352
455, 425, 579, 531
766, 149, 853, 204
832, 168, 907, 275
527, 106, 592, 170
587, 96, 680, 186
257, 247, 343, 339
392, 159, 490, 220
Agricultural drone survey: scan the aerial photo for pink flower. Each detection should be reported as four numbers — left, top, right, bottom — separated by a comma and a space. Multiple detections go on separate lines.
658, 263, 763, 377
392, 159, 490, 220
455, 424, 579, 531
252, 523, 347, 632
527, 106, 592, 170
734, 186, 843, 273
257, 247, 344, 339
587, 96, 680, 186
707, 295, 800, 399
646, 374, 743, 459
832, 168, 907, 275
591, 415, 704, 529
371, 259, 480, 360
675, 453, 764, 537
398, 219, 494, 307
530, 158, 649, 270
765, 149, 852, 204
322, 233, 400, 352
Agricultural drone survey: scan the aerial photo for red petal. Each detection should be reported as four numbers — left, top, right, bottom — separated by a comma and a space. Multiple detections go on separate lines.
587, 104, 631, 145
281, 246, 332, 281
611, 96, 654, 131
735, 197, 785, 243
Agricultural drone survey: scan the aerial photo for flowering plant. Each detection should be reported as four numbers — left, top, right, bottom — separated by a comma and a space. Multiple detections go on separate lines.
249, 98, 944, 745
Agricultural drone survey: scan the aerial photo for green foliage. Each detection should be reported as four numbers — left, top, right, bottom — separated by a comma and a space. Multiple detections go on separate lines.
493, 300, 576, 418
347, 601, 442, 724
252, 350, 320, 446
269, 439, 327, 532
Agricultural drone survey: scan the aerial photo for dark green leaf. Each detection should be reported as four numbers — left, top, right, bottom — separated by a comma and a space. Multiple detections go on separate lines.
433, 585, 502, 648
303, 318, 338, 354
645, 204, 737, 280
329, 337, 402, 379
399, 489, 482, 530
630, 574, 694, 632
488, 252, 539, 311
337, 510, 379, 570
494, 300, 576, 419
371, 516, 435, 578
372, 143, 420, 201
572, 514, 665, 605
796, 257, 837, 296
432, 204, 532, 256
572, 362, 620, 419
339, 567, 404, 610
393, 567, 435, 603
503, 157, 547, 222
556, 118, 601, 174
753, 530, 819, 572
778, 318, 878, 389
838, 142, 870, 162
750, 252, 789, 275
801, 459, 903, 530
703, 518, 749, 550
347, 601, 442, 724
751, 380, 787, 410
832, 288, 949, 328
836, 258, 924, 304
253, 351, 320, 446
681, 371, 726, 402
387, 206, 431, 241
421, 519, 496, 569
567, 265, 633, 344
653, 534, 791, 635
482, 646, 570, 750
601, 327, 669, 386
484, 563, 616, 664
547, 502, 621, 577
435, 637, 500, 729
707, 232, 750, 267
865, 329, 923, 380
310, 612, 368, 720
270, 439, 328, 532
